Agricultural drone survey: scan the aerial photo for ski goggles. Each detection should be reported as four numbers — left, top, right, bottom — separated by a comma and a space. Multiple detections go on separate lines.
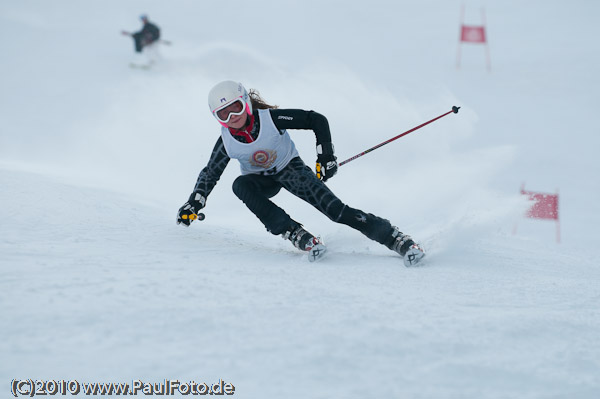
212, 98, 247, 124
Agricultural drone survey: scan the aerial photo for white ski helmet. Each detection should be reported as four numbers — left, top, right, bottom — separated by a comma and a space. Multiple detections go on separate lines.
208, 80, 253, 126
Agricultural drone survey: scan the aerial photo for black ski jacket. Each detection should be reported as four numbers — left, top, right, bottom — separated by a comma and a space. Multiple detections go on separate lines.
137, 22, 160, 44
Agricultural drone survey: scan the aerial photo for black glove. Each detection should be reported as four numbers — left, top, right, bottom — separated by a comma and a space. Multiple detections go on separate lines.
315, 142, 338, 182
177, 193, 206, 226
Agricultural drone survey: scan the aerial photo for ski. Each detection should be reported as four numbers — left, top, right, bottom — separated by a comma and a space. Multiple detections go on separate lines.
129, 63, 152, 70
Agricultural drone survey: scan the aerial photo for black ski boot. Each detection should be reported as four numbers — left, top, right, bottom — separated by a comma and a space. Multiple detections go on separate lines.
282, 222, 327, 262
386, 227, 425, 266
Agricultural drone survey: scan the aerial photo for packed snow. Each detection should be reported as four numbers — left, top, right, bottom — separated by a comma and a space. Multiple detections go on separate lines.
1, 0, 599, 398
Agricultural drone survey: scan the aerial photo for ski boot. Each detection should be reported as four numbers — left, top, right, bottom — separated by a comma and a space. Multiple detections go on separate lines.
386, 227, 425, 267
282, 223, 327, 262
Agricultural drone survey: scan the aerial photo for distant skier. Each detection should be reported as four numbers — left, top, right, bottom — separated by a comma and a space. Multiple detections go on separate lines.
121, 15, 161, 68
176, 81, 425, 266
122, 14, 160, 53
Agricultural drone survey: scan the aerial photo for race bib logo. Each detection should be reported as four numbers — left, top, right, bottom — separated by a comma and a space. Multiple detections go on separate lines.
250, 150, 277, 169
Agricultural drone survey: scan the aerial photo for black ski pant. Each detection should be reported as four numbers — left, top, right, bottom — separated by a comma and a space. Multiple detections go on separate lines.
132, 33, 156, 53
132, 32, 144, 52
232, 157, 394, 246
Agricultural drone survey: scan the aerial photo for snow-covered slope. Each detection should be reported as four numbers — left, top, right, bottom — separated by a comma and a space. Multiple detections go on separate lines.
2, 163, 599, 398
1, 0, 599, 397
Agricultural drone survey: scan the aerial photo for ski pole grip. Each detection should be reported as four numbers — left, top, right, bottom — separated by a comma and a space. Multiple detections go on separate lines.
452, 106, 460, 114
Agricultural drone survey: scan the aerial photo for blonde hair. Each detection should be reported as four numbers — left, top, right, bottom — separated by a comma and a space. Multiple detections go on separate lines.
249, 89, 278, 110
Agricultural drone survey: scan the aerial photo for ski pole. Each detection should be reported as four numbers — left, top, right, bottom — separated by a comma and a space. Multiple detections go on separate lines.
338, 106, 460, 167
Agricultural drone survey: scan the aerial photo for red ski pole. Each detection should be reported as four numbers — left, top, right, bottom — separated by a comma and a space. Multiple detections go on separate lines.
338, 106, 460, 167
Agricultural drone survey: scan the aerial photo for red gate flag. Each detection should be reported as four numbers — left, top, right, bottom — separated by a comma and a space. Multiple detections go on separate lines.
461, 25, 486, 43
521, 188, 559, 220
456, 5, 491, 71
514, 184, 560, 243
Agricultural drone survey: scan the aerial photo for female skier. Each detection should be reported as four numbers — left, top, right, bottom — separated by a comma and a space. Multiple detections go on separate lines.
176, 80, 425, 266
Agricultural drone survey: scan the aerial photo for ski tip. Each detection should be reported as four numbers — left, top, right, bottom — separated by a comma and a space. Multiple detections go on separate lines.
403, 244, 426, 267
307, 243, 327, 262
452, 106, 461, 114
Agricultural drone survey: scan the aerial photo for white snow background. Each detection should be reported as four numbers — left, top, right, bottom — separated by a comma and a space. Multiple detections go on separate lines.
1, 0, 600, 398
